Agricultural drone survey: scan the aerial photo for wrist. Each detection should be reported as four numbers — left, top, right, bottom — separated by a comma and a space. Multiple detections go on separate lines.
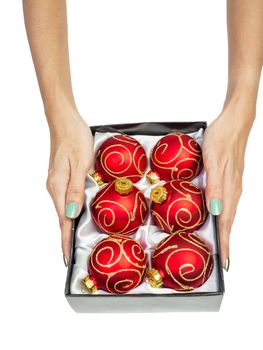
42, 77, 78, 121
45, 97, 77, 120
220, 96, 256, 136
224, 67, 261, 108
46, 104, 82, 139
221, 78, 259, 132
45, 94, 79, 129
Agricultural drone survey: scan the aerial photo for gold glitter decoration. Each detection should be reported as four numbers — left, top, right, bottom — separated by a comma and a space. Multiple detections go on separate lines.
81, 276, 97, 294
147, 268, 163, 288
146, 170, 160, 184
114, 177, 133, 194
91, 171, 104, 186
150, 186, 168, 204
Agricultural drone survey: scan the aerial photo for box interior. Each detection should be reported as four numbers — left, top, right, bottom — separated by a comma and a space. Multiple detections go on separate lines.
65, 122, 225, 299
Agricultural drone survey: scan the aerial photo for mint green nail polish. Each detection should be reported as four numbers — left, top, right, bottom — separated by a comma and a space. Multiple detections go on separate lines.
66, 202, 79, 218
210, 199, 222, 216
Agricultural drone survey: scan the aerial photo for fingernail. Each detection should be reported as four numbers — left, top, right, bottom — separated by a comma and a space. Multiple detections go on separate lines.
223, 257, 230, 272
65, 202, 79, 218
63, 255, 69, 267
209, 199, 222, 216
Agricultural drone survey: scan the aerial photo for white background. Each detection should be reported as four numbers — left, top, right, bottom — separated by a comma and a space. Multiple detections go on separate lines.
0, 1, 262, 349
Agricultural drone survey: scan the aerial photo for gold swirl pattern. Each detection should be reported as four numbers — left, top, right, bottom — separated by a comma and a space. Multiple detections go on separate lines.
88, 235, 147, 294
95, 134, 147, 183
150, 133, 202, 181
151, 180, 207, 234
91, 180, 148, 235
152, 232, 213, 291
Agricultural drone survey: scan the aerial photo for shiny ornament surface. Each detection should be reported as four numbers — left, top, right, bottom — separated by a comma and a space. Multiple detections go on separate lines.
91, 177, 148, 235
150, 133, 202, 181
93, 134, 147, 184
150, 180, 207, 234
147, 232, 213, 291
82, 235, 147, 294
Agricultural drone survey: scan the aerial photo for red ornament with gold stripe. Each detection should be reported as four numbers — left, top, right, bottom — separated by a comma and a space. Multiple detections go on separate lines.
148, 133, 202, 183
150, 179, 207, 234
91, 134, 147, 185
82, 235, 147, 294
147, 232, 213, 291
91, 177, 148, 235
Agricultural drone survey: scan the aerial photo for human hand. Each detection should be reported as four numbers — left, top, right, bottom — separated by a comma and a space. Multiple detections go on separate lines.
46, 109, 94, 266
202, 102, 255, 271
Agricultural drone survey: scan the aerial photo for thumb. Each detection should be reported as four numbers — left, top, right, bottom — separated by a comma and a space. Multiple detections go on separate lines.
65, 167, 87, 219
204, 160, 224, 216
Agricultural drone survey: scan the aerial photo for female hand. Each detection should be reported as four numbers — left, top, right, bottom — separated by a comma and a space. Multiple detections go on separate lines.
202, 102, 255, 271
46, 109, 94, 266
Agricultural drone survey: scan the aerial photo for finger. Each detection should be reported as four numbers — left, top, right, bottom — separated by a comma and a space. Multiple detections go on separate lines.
46, 171, 72, 263
60, 217, 73, 263
219, 161, 242, 271
203, 156, 225, 215
65, 165, 87, 219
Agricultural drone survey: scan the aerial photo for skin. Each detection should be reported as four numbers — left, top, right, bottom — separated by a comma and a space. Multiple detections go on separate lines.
23, 0, 263, 269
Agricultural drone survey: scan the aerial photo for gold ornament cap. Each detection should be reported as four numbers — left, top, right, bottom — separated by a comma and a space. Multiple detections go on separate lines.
91, 171, 104, 186
81, 276, 97, 294
147, 268, 163, 288
115, 177, 133, 194
146, 170, 161, 184
150, 186, 168, 204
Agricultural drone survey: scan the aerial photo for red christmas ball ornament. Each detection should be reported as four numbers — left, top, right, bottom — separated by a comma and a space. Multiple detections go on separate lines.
92, 134, 147, 184
149, 133, 202, 183
82, 235, 147, 294
147, 232, 213, 291
150, 179, 207, 234
91, 177, 148, 235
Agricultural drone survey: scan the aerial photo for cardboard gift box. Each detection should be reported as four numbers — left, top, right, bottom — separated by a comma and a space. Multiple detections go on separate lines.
65, 121, 225, 312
